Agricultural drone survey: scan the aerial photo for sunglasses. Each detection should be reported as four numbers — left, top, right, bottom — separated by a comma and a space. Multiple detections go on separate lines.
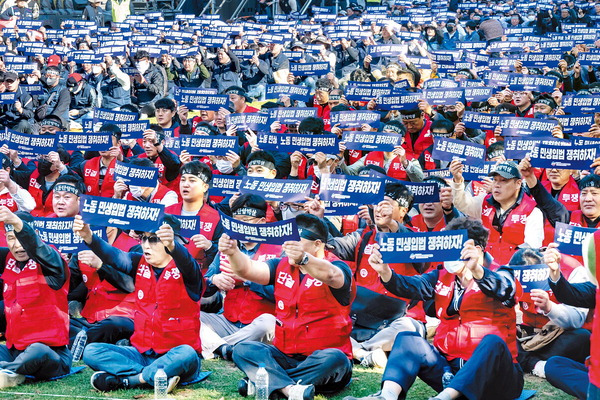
140, 234, 161, 244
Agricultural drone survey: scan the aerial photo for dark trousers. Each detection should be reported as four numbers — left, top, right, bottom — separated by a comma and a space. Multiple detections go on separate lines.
69, 316, 134, 346
232, 342, 352, 396
0, 343, 71, 380
383, 332, 523, 400
517, 328, 591, 372
545, 356, 588, 400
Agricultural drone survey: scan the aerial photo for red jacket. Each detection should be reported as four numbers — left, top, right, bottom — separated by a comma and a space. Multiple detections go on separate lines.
364, 152, 407, 180
222, 244, 280, 325
433, 268, 518, 362
130, 258, 201, 354
402, 119, 433, 161
356, 233, 425, 323
83, 157, 116, 198
3, 254, 69, 350
29, 170, 54, 217
542, 177, 580, 246
589, 230, 600, 386
273, 253, 354, 357
80, 262, 136, 323
481, 193, 537, 265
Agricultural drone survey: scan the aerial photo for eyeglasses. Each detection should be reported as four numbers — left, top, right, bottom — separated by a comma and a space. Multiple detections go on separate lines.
140, 235, 161, 244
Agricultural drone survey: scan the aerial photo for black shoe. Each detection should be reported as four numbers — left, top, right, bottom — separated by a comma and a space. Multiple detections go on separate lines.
90, 371, 128, 392
214, 344, 234, 361
238, 377, 251, 397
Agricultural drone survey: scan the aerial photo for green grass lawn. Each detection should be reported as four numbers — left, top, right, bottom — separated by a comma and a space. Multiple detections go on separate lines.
0, 359, 568, 400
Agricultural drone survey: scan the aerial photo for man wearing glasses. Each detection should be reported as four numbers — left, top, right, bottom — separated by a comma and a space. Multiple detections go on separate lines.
512, 91, 534, 118
73, 214, 203, 394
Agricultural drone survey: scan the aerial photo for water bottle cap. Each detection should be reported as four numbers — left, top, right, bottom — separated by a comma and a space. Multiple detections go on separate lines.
258, 363, 266, 368
157, 364, 164, 369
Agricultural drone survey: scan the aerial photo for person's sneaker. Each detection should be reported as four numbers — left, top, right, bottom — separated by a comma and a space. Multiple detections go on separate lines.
531, 360, 547, 379
167, 375, 180, 393
360, 348, 387, 369
342, 392, 386, 400
115, 339, 130, 347
214, 344, 234, 361
238, 377, 255, 397
0, 369, 24, 388
442, 371, 454, 388
90, 371, 128, 392
287, 381, 315, 400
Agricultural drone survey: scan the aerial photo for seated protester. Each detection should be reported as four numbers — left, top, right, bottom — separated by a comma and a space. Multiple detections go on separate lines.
175, 55, 210, 88
73, 124, 122, 198
240, 44, 270, 101
0, 70, 35, 134
349, 197, 428, 369
75, 215, 202, 393
153, 98, 179, 138
12, 148, 73, 217
178, 108, 218, 135
418, 118, 458, 170
66, 73, 96, 126
542, 169, 580, 212
208, 45, 242, 94
508, 248, 590, 378
131, 50, 165, 111
533, 93, 558, 116
309, 79, 333, 130
341, 120, 424, 181
36, 66, 70, 128
97, 55, 131, 111
138, 126, 182, 194
513, 91, 534, 118
201, 195, 278, 360
0, 208, 71, 386
61, 176, 136, 346
224, 86, 259, 114
344, 217, 523, 400
165, 161, 222, 270
287, 117, 330, 180
112, 158, 178, 207
222, 214, 354, 400
449, 160, 544, 265
0, 0, 33, 19
409, 177, 462, 232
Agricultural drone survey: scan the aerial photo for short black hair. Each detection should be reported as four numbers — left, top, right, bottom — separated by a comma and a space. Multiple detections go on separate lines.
430, 118, 455, 134
180, 160, 212, 183
100, 123, 122, 141
154, 97, 176, 111
119, 103, 140, 117
298, 117, 325, 135
129, 157, 155, 169
445, 217, 489, 249
246, 150, 276, 168
231, 194, 267, 214
384, 182, 414, 210
508, 248, 543, 266
296, 214, 328, 242
55, 173, 86, 194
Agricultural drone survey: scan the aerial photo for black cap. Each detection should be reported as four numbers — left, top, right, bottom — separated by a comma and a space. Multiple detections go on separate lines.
3, 71, 18, 81
488, 161, 521, 180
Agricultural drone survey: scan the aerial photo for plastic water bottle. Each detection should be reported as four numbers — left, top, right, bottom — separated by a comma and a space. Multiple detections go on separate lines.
255, 363, 269, 400
154, 365, 168, 399
71, 329, 87, 362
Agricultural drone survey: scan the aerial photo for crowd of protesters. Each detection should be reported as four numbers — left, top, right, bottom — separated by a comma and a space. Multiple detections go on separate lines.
1, 0, 600, 399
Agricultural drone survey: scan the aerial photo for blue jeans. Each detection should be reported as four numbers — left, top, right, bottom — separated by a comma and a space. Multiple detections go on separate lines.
83, 343, 201, 385
589, 383, 600, 400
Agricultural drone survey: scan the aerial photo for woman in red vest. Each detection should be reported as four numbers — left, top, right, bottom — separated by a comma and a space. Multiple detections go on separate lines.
201, 194, 279, 361
345, 217, 523, 400
74, 215, 203, 394
220, 214, 354, 400
0, 208, 71, 387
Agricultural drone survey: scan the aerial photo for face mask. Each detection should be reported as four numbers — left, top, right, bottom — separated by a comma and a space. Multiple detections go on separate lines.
38, 159, 53, 176
26, 77, 37, 84
45, 76, 58, 86
129, 185, 145, 198
443, 260, 465, 274
91, 66, 102, 75
136, 61, 149, 75
216, 159, 234, 174
445, 111, 459, 122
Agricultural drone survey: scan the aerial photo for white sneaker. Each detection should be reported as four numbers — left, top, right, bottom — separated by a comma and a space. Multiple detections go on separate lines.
360, 348, 388, 369
531, 361, 547, 379
0, 369, 24, 388
288, 380, 315, 400
167, 375, 180, 393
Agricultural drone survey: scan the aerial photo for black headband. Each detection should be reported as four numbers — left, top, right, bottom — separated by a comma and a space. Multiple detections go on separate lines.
299, 227, 326, 242
233, 207, 267, 218
42, 119, 62, 128
384, 191, 410, 208
54, 183, 81, 196
248, 159, 276, 170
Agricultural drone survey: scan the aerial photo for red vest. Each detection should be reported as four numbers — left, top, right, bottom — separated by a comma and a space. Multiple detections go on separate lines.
273, 253, 354, 357
410, 214, 446, 233
356, 233, 426, 323
433, 268, 518, 362
113, 231, 141, 252
3, 254, 69, 350
481, 194, 537, 265
341, 215, 360, 236
542, 178, 581, 246
80, 262, 136, 323
83, 157, 116, 197
138, 152, 181, 195
29, 170, 54, 217
348, 149, 363, 165
165, 202, 221, 268
222, 244, 280, 325
519, 255, 580, 329
364, 152, 407, 180
0, 192, 19, 247
589, 230, 600, 386
402, 119, 433, 161
130, 258, 201, 354
125, 184, 173, 204
297, 156, 316, 180
484, 129, 501, 147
